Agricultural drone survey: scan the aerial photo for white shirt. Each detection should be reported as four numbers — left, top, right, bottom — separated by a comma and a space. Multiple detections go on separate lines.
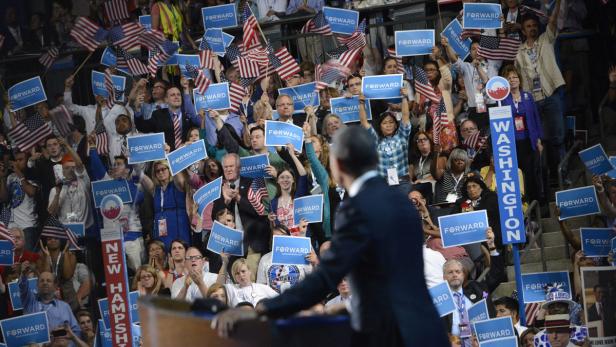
48, 168, 93, 228
63, 91, 111, 134
224, 283, 278, 307
170, 268, 218, 302
254, 0, 287, 20
325, 294, 351, 308
423, 246, 446, 288
514, 321, 528, 336
256, 252, 312, 293
348, 170, 379, 198
7, 174, 38, 229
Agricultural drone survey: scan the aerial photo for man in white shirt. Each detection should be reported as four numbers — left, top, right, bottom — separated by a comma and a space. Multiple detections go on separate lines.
64, 76, 111, 135
171, 247, 217, 302
7, 150, 39, 250
423, 245, 446, 288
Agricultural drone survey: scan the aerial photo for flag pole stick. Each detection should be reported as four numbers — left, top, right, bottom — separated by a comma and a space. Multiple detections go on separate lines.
71, 50, 95, 79
436, 3, 444, 34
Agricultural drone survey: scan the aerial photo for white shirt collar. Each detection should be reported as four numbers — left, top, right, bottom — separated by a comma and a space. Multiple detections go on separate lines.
348, 170, 379, 198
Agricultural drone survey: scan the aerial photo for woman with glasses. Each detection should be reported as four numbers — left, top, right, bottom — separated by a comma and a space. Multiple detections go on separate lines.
408, 131, 438, 202
358, 88, 413, 194
133, 265, 169, 296
141, 160, 190, 249
500, 65, 544, 205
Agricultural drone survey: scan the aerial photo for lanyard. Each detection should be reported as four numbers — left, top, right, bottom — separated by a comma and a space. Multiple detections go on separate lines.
418, 155, 429, 177
451, 173, 463, 192
52, 254, 61, 277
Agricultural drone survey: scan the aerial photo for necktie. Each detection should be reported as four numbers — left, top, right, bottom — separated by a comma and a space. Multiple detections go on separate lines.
454, 292, 471, 347
121, 135, 128, 156
172, 113, 182, 149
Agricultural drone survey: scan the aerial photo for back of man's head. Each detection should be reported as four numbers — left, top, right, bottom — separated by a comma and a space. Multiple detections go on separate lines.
331, 126, 378, 178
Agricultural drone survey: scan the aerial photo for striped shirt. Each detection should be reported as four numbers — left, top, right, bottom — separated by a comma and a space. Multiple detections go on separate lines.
368, 122, 412, 178
434, 170, 467, 204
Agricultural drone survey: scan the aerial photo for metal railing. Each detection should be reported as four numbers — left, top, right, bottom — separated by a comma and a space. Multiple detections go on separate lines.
558, 140, 583, 192
520, 200, 547, 271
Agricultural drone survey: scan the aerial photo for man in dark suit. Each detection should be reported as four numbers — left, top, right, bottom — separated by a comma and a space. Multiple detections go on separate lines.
134, 80, 201, 151
212, 126, 449, 347
210, 153, 271, 277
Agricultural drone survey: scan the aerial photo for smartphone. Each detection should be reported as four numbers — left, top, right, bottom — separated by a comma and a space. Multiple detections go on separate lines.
52, 329, 67, 337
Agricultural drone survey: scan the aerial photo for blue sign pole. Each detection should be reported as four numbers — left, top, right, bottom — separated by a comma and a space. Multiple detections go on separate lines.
489, 84, 526, 325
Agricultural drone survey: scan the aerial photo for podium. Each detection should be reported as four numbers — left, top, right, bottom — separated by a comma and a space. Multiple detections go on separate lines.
138, 297, 353, 347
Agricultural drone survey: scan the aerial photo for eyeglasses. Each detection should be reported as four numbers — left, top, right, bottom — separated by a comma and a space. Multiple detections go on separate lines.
185, 255, 203, 261
416, 138, 429, 143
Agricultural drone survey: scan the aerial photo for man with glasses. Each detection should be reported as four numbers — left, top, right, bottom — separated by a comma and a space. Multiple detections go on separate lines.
135, 78, 201, 151
134, 78, 169, 121
171, 247, 218, 302
459, 119, 489, 170
275, 94, 306, 127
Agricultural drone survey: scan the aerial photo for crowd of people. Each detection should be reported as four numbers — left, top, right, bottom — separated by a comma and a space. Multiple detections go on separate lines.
0, 0, 615, 346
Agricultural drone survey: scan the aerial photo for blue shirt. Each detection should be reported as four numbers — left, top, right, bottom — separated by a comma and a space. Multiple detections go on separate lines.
20, 275, 81, 335
368, 121, 412, 178
135, 102, 168, 120
286, 0, 324, 14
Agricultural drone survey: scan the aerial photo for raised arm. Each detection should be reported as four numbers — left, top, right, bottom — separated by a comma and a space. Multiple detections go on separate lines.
441, 36, 458, 62
547, 0, 562, 34
358, 93, 371, 129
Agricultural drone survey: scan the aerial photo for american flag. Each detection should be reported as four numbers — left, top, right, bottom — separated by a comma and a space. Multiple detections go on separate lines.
519, 5, 548, 19
432, 99, 447, 145
39, 47, 59, 69
104, 69, 116, 109
41, 215, 81, 250
241, 6, 260, 50
327, 45, 362, 69
463, 131, 488, 151
315, 60, 351, 90
70, 17, 105, 52
238, 56, 261, 78
301, 11, 332, 36
95, 121, 109, 155
336, 19, 367, 50
139, 28, 165, 50
108, 22, 144, 51
270, 46, 300, 80
115, 47, 148, 76
104, 0, 130, 23
414, 65, 440, 104
244, 45, 269, 65
8, 113, 53, 152
314, 64, 328, 90
460, 29, 482, 40
247, 177, 268, 215
49, 104, 73, 137
225, 44, 242, 66
386, 48, 405, 74
148, 40, 178, 77
0, 207, 14, 244
477, 35, 520, 61
185, 64, 212, 94
199, 49, 216, 70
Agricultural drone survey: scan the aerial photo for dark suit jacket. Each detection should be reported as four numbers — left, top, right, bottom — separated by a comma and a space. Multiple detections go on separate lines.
262, 176, 449, 346
135, 108, 199, 151
588, 303, 601, 322
211, 176, 271, 253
